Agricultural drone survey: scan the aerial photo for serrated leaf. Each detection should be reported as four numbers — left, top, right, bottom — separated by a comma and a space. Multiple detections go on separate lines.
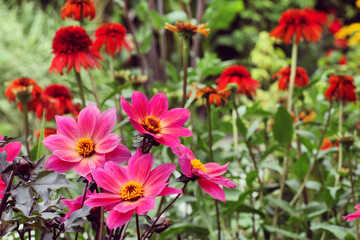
273, 106, 293, 146
64, 207, 91, 231
11, 186, 33, 216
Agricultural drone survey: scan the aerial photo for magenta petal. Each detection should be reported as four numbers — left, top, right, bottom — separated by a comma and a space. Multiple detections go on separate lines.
78, 103, 100, 137
135, 197, 156, 215
94, 133, 120, 154
160, 127, 193, 137
158, 187, 182, 196
205, 162, 230, 177
180, 145, 196, 159
92, 168, 123, 193
131, 91, 149, 120
161, 108, 190, 127
144, 183, 167, 197
128, 152, 153, 185
104, 162, 129, 184
85, 193, 122, 207
209, 176, 237, 188
198, 178, 226, 203
3, 142, 21, 162
178, 156, 193, 178
42, 135, 75, 153
343, 210, 360, 222
149, 93, 168, 118
156, 134, 180, 147
114, 201, 138, 213
121, 96, 138, 120
54, 149, 82, 162
73, 153, 105, 178
45, 155, 76, 173
170, 146, 183, 158
106, 209, 133, 230
144, 163, 176, 190
129, 118, 146, 134
105, 144, 131, 164
55, 116, 81, 142
92, 108, 117, 142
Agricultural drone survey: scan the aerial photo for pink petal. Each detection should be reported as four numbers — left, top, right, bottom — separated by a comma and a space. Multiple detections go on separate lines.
45, 155, 76, 173
106, 209, 133, 230
161, 108, 190, 127
94, 133, 120, 154
3, 142, 22, 162
144, 163, 176, 190
205, 162, 230, 177
78, 103, 100, 137
170, 146, 184, 158
92, 167, 123, 193
149, 93, 168, 118
160, 127, 193, 137
343, 210, 360, 222
128, 151, 153, 185
120, 96, 138, 120
198, 178, 226, 203
158, 187, 182, 196
73, 153, 105, 178
135, 197, 156, 215
42, 135, 75, 153
131, 91, 149, 120
85, 193, 122, 207
114, 201, 138, 213
178, 155, 193, 178
105, 144, 131, 164
54, 149, 82, 162
55, 116, 81, 142
156, 134, 180, 147
180, 145, 196, 159
92, 109, 117, 142
104, 161, 129, 185
144, 183, 168, 197
129, 118, 146, 134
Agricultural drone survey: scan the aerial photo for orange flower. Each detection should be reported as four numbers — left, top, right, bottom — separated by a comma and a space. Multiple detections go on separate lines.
299, 110, 316, 122
194, 85, 231, 107
320, 138, 333, 150
34, 128, 57, 139
60, 0, 96, 21
5, 77, 43, 112
165, 22, 210, 38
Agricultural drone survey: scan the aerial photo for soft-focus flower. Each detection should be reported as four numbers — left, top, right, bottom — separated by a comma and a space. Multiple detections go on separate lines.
270, 9, 322, 44
49, 26, 103, 74
335, 23, 360, 46
120, 91, 192, 147
34, 128, 57, 139
194, 85, 231, 107
5, 77, 43, 112
299, 110, 316, 122
0, 134, 22, 162
272, 67, 309, 90
36, 84, 81, 121
343, 205, 360, 221
325, 50, 347, 65
216, 65, 260, 99
357, 0, 360, 9
325, 75, 357, 103
43, 103, 131, 180
93, 23, 132, 57
304, 8, 328, 27
60, 0, 96, 21
165, 22, 210, 38
329, 18, 342, 35
85, 149, 181, 229
171, 145, 236, 202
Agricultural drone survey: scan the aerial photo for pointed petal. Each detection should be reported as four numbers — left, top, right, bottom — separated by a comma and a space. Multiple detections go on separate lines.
92, 167, 123, 193
149, 93, 168, 118
205, 162, 230, 177
42, 135, 75, 153
114, 201, 138, 213
161, 108, 190, 127
156, 134, 180, 147
45, 155, 76, 173
198, 178, 226, 202
94, 133, 120, 154
128, 152, 153, 184
135, 197, 156, 215
158, 187, 182, 196
3, 142, 21, 162
105, 144, 131, 164
54, 149, 82, 162
92, 109, 117, 142
132, 91, 149, 120
55, 116, 81, 142
144, 163, 176, 190
78, 103, 100, 137
106, 209, 133, 230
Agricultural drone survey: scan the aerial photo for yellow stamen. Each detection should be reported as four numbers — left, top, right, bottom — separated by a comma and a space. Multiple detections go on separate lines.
121, 181, 144, 201
141, 116, 161, 134
76, 137, 94, 157
191, 159, 206, 173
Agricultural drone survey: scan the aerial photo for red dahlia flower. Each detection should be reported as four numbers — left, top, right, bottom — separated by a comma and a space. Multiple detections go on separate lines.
5, 77, 43, 112
120, 91, 193, 147
85, 149, 181, 229
325, 75, 357, 103
60, 0, 96, 21
36, 84, 80, 121
273, 67, 309, 90
171, 145, 236, 202
215, 65, 260, 99
93, 23, 132, 57
49, 26, 103, 74
270, 9, 322, 44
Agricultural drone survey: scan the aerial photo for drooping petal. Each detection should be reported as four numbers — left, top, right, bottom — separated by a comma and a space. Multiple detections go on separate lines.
92, 109, 117, 142
178, 155, 193, 178
3, 142, 22, 162
94, 133, 120, 154
78, 103, 100, 137
85, 193, 122, 207
156, 134, 180, 147
45, 155, 76, 173
198, 178, 226, 203
134, 197, 156, 215
73, 153, 105, 178
55, 116, 81, 142
106, 209, 133, 230
105, 144, 131, 164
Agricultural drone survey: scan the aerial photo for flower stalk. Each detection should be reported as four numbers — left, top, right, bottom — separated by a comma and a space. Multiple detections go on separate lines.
181, 37, 189, 108
88, 69, 100, 107
335, 100, 344, 186
21, 99, 30, 155
74, 71, 86, 107
286, 39, 298, 112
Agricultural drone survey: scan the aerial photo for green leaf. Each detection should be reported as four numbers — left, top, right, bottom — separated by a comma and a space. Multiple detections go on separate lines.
246, 119, 261, 140
36, 110, 46, 161
236, 117, 247, 137
264, 225, 305, 239
273, 106, 293, 146
311, 223, 355, 239
158, 223, 209, 240
267, 196, 298, 218
246, 170, 258, 186
293, 154, 310, 180
100, 82, 132, 107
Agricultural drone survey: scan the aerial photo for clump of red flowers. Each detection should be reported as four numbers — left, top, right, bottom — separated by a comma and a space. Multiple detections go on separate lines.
325, 75, 357, 103
93, 23, 132, 57
5, 77, 43, 112
34, 128, 57, 139
273, 67, 309, 90
60, 0, 96, 21
36, 84, 81, 121
49, 26, 103, 74
216, 65, 260, 99
270, 9, 322, 44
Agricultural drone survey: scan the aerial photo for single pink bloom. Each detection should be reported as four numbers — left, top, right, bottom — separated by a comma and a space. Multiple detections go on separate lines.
343, 205, 360, 222
0, 178, 5, 199
43, 103, 131, 180
120, 91, 193, 147
85, 149, 182, 230
0, 134, 22, 162
171, 145, 236, 202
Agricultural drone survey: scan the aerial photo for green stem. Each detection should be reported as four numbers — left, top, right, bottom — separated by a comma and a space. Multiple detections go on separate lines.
74, 71, 86, 107
22, 101, 30, 154
335, 100, 343, 186
135, 214, 141, 240
206, 98, 213, 162
181, 37, 189, 108
286, 41, 298, 112
88, 69, 100, 107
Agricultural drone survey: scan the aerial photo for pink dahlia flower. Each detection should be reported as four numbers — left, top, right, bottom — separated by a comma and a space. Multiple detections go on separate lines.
85, 149, 181, 229
120, 91, 192, 147
0, 134, 22, 162
171, 145, 236, 202
0, 178, 5, 199
343, 205, 360, 222
43, 103, 131, 180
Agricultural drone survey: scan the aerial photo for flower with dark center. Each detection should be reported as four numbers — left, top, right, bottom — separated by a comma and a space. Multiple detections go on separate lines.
60, 0, 96, 21
325, 75, 357, 103
273, 67, 309, 90
165, 21, 210, 38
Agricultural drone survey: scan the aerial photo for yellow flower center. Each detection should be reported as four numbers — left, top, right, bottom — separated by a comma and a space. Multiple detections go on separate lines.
76, 137, 94, 157
191, 159, 206, 173
141, 116, 161, 134
121, 181, 144, 201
